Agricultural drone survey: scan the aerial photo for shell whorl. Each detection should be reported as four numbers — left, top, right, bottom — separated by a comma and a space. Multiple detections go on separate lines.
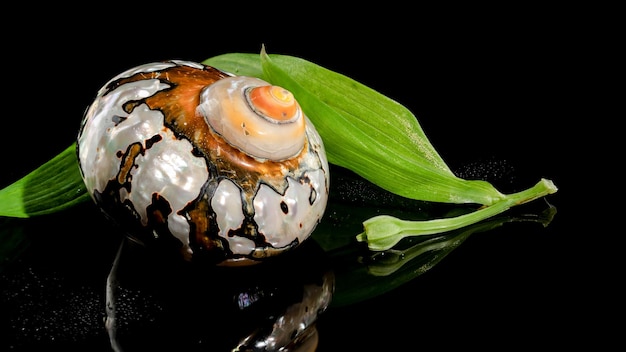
198, 76, 306, 161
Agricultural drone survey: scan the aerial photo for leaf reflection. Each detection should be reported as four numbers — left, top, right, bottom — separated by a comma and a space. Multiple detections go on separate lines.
322, 202, 556, 307
310, 165, 557, 307
364, 202, 557, 277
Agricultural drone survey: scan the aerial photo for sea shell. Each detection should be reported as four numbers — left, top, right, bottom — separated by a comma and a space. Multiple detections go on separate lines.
77, 60, 329, 266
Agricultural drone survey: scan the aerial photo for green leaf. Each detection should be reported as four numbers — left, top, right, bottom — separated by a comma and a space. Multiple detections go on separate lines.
0, 143, 90, 218
206, 50, 506, 206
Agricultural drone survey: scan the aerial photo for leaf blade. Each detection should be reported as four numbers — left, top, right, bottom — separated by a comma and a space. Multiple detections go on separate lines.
0, 143, 90, 218
257, 51, 504, 205
205, 51, 505, 205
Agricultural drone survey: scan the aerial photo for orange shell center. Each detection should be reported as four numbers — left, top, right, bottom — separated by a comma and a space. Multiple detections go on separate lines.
248, 85, 298, 121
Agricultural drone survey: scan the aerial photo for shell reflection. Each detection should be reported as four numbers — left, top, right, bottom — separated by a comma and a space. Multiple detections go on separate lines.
105, 237, 334, 351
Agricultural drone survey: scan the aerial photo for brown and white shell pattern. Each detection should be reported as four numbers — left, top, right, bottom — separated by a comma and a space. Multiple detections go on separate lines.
77, 60, 329, 266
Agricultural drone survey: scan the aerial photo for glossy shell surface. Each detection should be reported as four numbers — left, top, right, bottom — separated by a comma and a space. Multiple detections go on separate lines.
77, 60, 329, 265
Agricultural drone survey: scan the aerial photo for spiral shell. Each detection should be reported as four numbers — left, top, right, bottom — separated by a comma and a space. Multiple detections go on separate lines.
77, 60, 329, 266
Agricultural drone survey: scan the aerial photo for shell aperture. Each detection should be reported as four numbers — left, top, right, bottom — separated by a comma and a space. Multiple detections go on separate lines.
77, 60, 329, 266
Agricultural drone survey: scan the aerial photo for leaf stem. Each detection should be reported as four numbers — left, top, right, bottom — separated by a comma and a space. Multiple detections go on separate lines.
356, 178, 558, 251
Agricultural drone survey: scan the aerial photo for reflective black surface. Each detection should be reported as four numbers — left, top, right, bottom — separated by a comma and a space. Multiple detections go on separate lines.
2, 8, 613, 351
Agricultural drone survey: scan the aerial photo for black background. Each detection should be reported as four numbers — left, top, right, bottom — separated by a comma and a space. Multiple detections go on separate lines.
0, 5, 616, 351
